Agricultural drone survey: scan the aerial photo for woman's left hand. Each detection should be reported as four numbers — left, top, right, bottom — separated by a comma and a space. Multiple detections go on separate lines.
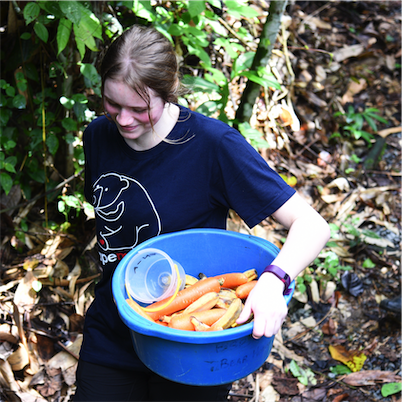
236, 272, 288, 339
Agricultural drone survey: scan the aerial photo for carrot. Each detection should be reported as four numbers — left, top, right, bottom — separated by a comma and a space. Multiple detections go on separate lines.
168, 308, 227, 331
154, 320, 168, 326
125, 298, 154, 322
213, 273, 248, 289
235, 280, 257, 299
143, 277, 222, 320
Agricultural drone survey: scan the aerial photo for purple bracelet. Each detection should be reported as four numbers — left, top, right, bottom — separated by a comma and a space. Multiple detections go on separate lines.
262, 264, 292, 295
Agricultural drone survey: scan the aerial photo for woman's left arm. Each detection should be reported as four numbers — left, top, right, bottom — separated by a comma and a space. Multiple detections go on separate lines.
237, 192, 331, 338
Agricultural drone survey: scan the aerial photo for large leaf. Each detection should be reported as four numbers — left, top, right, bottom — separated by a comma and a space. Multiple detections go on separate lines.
181, 76, 219, 93
34, 22, 49, 43
23, 2, 40, 25
12, 94, 26, 109
57, 18, 72, 55
46, 134, 59, 156
225, 0, 259, 18
0, 172, 13, 195
187, 0, 206, 17
59, 1, 82, 25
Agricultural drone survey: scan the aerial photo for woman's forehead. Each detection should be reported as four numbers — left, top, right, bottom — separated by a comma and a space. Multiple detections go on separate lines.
104, 79, 160, 106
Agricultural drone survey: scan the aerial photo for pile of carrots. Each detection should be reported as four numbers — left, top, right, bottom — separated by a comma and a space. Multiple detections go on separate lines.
125, 270, 259, 331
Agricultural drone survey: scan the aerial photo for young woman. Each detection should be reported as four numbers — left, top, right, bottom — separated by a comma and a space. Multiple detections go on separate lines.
74, 25, 330, 401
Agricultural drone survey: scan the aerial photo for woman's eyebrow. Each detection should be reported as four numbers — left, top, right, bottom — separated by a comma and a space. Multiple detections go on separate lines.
104, 95, 119, 104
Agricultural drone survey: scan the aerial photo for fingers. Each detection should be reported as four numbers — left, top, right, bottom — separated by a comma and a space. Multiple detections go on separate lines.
236, 278, 288, 339
236, 301, 252, 325
237, 302, 287, 339
252, 313, 284, 339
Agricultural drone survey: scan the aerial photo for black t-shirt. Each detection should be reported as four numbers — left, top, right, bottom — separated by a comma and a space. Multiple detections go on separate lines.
80, 105, 295, 370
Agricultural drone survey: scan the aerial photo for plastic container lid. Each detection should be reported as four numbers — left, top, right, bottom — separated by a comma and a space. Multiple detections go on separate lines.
125, 248, 185, 304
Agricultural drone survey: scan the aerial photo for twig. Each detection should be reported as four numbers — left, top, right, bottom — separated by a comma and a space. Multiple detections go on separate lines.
299, 1, 332, 25
56, 341, 80, 360
288, 46, 333, 56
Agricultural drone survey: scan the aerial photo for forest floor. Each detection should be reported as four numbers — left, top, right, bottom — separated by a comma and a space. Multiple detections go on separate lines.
0, 1, 401, 402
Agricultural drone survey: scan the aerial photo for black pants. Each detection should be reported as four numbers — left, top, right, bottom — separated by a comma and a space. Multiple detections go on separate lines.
73, 360, 232, 401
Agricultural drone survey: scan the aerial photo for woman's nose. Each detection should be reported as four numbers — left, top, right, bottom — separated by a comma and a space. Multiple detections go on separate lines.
116, 108, 134, 126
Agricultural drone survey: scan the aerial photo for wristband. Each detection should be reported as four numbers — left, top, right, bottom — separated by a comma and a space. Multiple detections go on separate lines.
262, 265, 292, 295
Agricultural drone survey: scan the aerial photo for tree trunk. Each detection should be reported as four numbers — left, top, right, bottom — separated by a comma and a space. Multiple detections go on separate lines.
235, 0, 288, 126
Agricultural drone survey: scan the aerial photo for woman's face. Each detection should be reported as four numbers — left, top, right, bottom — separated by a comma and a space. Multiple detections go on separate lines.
103, 79, 165, 149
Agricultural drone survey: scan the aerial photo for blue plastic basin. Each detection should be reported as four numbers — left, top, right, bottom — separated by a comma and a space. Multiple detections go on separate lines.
112, 228, 294, 386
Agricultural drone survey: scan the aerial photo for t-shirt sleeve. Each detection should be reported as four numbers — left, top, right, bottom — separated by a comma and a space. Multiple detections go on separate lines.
211, 129, 296, 228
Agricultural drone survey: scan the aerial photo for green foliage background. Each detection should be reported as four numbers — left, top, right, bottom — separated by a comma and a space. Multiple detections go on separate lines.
1, 0, 284, 211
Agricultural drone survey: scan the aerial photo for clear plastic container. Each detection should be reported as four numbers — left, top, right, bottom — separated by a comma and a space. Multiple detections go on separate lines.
125, 248, 186, 304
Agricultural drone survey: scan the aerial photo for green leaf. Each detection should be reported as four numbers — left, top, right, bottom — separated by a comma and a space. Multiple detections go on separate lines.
12, 94, 27, 109
80, 63, 99, 83
60, 96, 75, 109
77, 3, 102, 39
330, 365, 352, 375
203, 67, 227, 87
5, 86, 15, 97
328, 267, 338, 276
167, 24, 183, 36
381, 382, 402, 397
289, 360, 302, 377
0, 172, 13, 195
361, 229, 381, 239
23, 2, 40, 25
57, 18, 72, 55
182, 75, 219, 93
365, 108, 388, 122
297, 282, 306, 294
188, 0, 205, 17
20, 32, 31, 40
3, 139, 17, 151
46, 134, 59, 155
59, 1, 82, 24
344, 223, 361, 238
132, 0, 155, 22
5, 156, 17, 173
233, 52, 254, 75
37, 1, 64, 18
214, 38, 244, 60
72, 93, 88, 104
34, 22, 49, 43
196, 100, 220, 117
238, 122, 270, 149
73, 28, 85, 59
62, 117, 78, 131
225, 1, 259, 18
120, 2, 134, 9
0, 108, 12, 126
362, 258, 376, 268
240, 71, 277, 88
73, 14, 101, 60
15, 72, 27, 92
